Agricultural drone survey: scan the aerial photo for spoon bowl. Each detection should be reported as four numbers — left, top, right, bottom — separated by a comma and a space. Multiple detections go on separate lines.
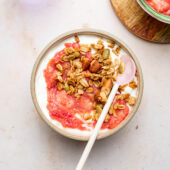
117, 54, 136, 86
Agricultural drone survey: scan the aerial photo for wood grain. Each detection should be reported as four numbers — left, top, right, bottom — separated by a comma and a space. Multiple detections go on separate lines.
110, 0, 170, 43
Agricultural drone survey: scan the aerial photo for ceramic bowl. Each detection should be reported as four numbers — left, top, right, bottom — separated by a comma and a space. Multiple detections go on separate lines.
137, 0, 170, 24
31, 28, 144, 141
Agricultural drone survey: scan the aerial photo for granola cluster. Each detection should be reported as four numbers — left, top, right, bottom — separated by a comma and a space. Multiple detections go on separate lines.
54, 36, 138, 123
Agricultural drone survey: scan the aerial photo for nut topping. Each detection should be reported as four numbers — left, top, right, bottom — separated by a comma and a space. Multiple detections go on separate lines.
96, 79, 113, 103
129, 80, 138, 89
128, 96, 136, 106
48, 37, 138, 124
119, 62, 125, 74
56, 64, 63, 71
89, 60, 101, 73
84, 113, 92, 120
80, 78, 89, 88
82, 57, 90, 70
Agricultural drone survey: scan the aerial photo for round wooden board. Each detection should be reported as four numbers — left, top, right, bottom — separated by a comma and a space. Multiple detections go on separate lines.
110, 0, 170, 43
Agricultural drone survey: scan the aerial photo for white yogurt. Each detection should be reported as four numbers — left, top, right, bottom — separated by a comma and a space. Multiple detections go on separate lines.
35, 35, 138, 137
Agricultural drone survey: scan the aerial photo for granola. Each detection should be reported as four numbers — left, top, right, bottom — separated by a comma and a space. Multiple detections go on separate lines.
43, 35, 139, 130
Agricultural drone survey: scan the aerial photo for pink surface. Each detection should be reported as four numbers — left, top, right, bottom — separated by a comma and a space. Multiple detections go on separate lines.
117, 55, 136, 86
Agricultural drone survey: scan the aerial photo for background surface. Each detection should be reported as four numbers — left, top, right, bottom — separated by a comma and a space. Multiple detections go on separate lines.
0, 0, 170, 170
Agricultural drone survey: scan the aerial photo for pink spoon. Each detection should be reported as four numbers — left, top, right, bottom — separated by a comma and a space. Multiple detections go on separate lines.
76, 55, 136, 170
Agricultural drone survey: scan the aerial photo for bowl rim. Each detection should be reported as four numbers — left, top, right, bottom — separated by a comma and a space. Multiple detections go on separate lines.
31, 28, 144, 141
137, 0, 170, 24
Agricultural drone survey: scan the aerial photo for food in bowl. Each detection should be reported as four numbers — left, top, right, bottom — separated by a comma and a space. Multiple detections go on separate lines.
32, 30, 143, 140
145, 0, 170, 16
42, 36, 138, 131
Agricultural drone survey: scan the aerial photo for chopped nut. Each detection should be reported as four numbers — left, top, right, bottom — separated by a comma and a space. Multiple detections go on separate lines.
114, 103, 118, 110
107, 40, 115, 44
107, 69, 114, 75
72, 59, 82, 69
66, 47, 75, 54
73, 52, 80, 58
80, 44, 90, 53
135, 71, 139, 77
67, 85, 74, 94
118, 84, 128, 92
113, 110, 117, 117
103, 59, 112, 65
102, 49, 110, 59
75, 35, 80, 43
96, 104, 103, 114
119, 96, 125, 102
63, 64, 68, 70
104, 114, 110, 122
57, 75, 63, 82
56, 64, 63, 71
102, 66, 110, 70
101, 77, 106, 85
112, 74, 117, 81
108, 43, 115, 48
89, 80, 93, 86
115, 46, 121, 54
123, 93, 130, 99
99, 91, 107, 103
119, 62, 125, 74
89, 60, 101, 73
57, 82, 63, 90
82, 58, 90, 70
78, 89, 84, 95
92, 53, 101, 60
128, 96, 136, 106
102, 79, 113, 93
74, 93, 80, 99
114, 58, 120, 66
117, 94, 130, 100
55, 71, 62, 76
83, 71, 91, 78
114, 103, 125, 110
129, 80, 138, 89
94, 113, 100, 120
77, 84, 83, 89
62, 54, 76, 61
93, 101, 97, 109
109, 104, 114, 114
64, 48, 68, 55
80, 78, 89, 87
75, 48, 80, 52
97, 79, 113, 103
86, 87, 93, 93
64, 83, 69, 92
95, 92, 101, 102
109, 106, 117, 117
84, 113, 92, 120
117, 104, 125, 110
92, 44, 103, 50
97, 40, 103, 45
93, 80, 100, 88
90, 73, 102, 80
112, 49, 118, 56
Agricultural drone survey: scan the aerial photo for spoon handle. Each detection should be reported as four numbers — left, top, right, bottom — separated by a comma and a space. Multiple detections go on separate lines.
76, 83, 119, 170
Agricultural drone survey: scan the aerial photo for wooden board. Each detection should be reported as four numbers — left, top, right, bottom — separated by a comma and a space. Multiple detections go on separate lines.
110, 0, 170, 43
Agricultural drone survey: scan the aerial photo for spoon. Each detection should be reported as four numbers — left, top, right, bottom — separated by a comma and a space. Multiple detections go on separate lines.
76, 54, 136, 170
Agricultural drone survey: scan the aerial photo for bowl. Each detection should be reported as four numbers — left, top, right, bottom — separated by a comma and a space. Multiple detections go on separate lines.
137, 0, 170, 24
31, 28, 144, 141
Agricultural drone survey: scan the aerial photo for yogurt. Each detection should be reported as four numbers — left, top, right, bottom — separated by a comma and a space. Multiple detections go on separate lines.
35, 35, 138, 137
